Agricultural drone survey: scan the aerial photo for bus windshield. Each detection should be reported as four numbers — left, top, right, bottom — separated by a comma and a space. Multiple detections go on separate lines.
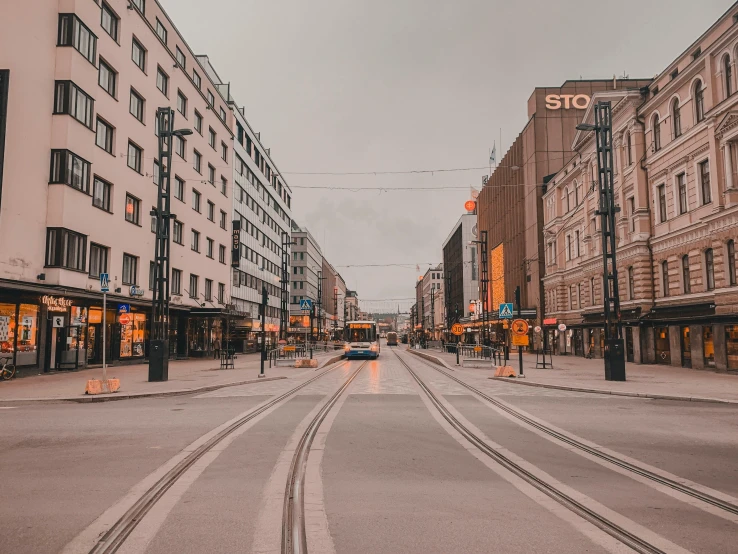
347, 325, 376, 343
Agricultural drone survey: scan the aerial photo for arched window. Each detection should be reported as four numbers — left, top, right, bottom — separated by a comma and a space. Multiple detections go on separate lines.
628, 267, 635, 300
682, 255, 691, 294
725, 55, 733, 97
625, 131, 632, 165
662, 260, 670, 297
705, 249, 715, 291
694, 80, 705, 123
672, 99, 682, 139
729, 240, 737, 286
653, 114, 661, 152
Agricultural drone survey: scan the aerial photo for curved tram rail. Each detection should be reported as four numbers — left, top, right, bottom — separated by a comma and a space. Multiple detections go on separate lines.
282, 360, 367, 554
392, 349, 668, 554
88, 358, 352, 554
401, 349, 738, 518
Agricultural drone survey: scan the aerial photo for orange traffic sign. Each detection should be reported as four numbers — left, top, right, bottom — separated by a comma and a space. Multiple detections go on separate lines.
512, 334, 529, 346
451, 323, 464, 336
119, 313, 131, 326
511, 319, 529, 336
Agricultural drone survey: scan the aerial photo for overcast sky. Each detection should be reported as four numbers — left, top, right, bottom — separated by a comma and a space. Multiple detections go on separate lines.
163, 0, 731, 314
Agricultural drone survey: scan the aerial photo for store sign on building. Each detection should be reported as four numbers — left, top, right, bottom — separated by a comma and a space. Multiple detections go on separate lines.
232, 220, 241, 268
129, 285, 145, 297
545, 94, 590, 110
40, 295, 73, 312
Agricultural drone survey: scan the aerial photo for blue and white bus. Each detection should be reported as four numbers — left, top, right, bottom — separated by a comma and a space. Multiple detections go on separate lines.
344, 321, 380, 359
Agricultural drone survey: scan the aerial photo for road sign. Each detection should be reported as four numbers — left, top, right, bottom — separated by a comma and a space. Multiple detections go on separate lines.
100, 273, 109, 293
52, 315, 65, 328
118, 304, 130, 314
451, 323, 464, 336
499, 303, 514, 319
119, 313, 131, 326
299, 299, 313, 311
512, 335, 529, 346
534, 325, 542, 334
558, 323, 567, 332
512, 319, 529, 336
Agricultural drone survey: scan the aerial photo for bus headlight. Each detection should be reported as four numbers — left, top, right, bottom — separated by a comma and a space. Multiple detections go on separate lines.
344, 343, 350, 351
370, 344, 378, 352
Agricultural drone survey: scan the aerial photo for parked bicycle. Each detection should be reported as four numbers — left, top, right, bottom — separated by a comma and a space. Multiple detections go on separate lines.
1, 356, 16, 380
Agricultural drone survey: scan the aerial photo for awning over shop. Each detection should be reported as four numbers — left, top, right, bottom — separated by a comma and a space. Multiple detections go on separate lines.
641, 303, 715, 321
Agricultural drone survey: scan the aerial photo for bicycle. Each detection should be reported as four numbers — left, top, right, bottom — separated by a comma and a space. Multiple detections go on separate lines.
1, 356, 16, 380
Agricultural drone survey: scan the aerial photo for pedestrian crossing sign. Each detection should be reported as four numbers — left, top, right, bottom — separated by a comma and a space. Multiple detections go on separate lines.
300, 299, 313, 311
499, 303, 514, 319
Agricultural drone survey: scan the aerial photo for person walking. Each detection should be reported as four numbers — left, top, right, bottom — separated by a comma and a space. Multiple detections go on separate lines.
213, 337, 221, 360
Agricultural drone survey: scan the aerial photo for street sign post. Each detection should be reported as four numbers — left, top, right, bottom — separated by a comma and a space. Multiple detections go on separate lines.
499, 303, 513, 319
451, 323, 464, 336
300, 299, 313, 358
100, 273, 109, 385
512, 319, 529, 336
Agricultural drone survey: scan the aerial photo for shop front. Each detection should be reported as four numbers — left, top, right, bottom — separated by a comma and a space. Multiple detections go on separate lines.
187, 307, 227, 358
0, 298, 41, 373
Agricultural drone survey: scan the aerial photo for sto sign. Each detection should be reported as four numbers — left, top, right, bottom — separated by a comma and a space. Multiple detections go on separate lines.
545, 94, 590, 110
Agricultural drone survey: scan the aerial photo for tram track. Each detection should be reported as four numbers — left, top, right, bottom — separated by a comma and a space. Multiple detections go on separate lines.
402, 348, 738, 518
392, 348, 668, 554
282, 359, 367, 554
85, 358, 351, 554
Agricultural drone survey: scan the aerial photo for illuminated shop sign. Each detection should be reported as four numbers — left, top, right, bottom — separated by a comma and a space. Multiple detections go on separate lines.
545, 94, 590, 110
40, 295, 73, 312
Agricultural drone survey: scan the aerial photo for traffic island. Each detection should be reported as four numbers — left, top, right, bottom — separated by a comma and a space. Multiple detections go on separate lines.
85, 378, 121, 395
295, 358, 318, 368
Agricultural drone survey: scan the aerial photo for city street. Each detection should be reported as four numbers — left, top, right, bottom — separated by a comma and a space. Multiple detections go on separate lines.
2, 344, 736, 553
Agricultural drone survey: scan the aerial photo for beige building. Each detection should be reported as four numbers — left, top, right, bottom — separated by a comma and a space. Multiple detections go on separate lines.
544, 2, 738, 372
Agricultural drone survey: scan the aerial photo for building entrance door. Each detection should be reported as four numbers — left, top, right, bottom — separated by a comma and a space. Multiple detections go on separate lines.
681, 326, 691, 368
625, 327, 634, 362
655, 326, 671, 364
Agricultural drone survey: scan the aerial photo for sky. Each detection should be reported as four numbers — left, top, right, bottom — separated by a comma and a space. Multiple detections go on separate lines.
162, 0, 732, 314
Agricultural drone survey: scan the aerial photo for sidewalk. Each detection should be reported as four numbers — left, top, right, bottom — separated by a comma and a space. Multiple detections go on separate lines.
0, 351, 344, 403
408, 348, 738, 404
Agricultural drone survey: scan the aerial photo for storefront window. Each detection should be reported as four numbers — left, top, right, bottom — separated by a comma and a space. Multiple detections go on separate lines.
703, 325, 715, 367
16, 304, 39, 366
188, 317, 210, 353
726, 325, 738, 370
0, 303, 17, 362
120, 312, 146, 358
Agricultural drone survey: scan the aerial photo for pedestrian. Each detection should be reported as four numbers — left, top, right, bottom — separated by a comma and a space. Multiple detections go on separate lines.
213, 337, 221, 359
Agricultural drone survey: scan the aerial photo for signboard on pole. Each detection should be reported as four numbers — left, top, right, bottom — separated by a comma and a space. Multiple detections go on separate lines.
451, 323, 464, 336
118, 304, 130, 314
100, 273, 109, 293
498, 303, 514, 319
512, 335, 529, 346
512, 319, 529, 336
300, 299, 313, 312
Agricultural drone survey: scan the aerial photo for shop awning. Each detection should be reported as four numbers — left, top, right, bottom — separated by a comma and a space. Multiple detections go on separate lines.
641, 303, 716, 321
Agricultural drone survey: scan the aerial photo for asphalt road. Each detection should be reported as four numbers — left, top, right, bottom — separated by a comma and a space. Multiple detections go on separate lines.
1, 346, 736, 553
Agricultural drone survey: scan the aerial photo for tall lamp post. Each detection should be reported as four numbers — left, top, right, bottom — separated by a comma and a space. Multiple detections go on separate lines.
577, 101, 626, 381
149, 108, 192, 382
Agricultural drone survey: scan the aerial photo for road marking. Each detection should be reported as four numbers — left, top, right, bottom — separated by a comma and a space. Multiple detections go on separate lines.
0, 407, 17, 410
406, 365, 690, 554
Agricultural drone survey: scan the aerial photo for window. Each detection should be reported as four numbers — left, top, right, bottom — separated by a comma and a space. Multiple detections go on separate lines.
189, 274, 199, 298
221, 176, 228, 196
682, 255, 691, 294
658, 184, 667, 222
175, 135, 186, 158
653, 114, 661, 152
122, 253, 138, 285
89, 243, 108, 278
725, 55, 733, 97
129, 89, 144, 122
100, 2, 119, 41
153, 159, 160, 186
207, 201, 214, 221
54, 81, 94, 128
219, 107, 227, 121
45, 228, 87, 271
131, 38, 146, 72
130, 0, 144, 13
219, 244, 226, 264
127, 141, 142, 173
207, 90, 214, 106
221, 142, 228, 162
700, 160, 711, 204
590, 277, 596, 304
191, 229, 200, 252
218, 283, 225, 303
193, 70, 201, 89
93, 117, 113, 154
92, 177, 111, 211
209, 128, 216, 149
49, 149, 90, 192
206, 238, 214, 258
125, 194, 140, 225
705, 249, 715, 290
628, 267, 635, 300
729, 240, 737, 286
220, 210, 227, 229
625, 132, 632, 165
565, 234, 571, 261
177, 90, 187, 117
628, 197, 635, 232
174, 176, 185, 201
205, 279, 213, 301
662, 261, 669, 297
156, 66, 168, 96
569, 285, 576, 310
175, 46, 186, 68
208, 164, 215, 184
672, 99, 681, 139
194, 111, 203, 134
574, 230, 580, 258
677, 173, 687, 214
192, 189, 201, 212
172, 269, 182, 295
173, 220, 183, 244
58, 13, 97, 64
98, 59, 116, 97
155, 18, 167, 43
193, 150, 202, 173
695, 81, 705, 123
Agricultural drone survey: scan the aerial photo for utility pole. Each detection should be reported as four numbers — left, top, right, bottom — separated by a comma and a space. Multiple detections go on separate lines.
149, 108, 191, 382
445, 272, 452, 342
317, 269, 323, 342
480, 230, 489, 347
455, 302, 460, 366
515, 285, 523, 377
578, 102, 626, 381
333, 285, 338, 340
259, 285, 267, 377
430, 288, 435, 342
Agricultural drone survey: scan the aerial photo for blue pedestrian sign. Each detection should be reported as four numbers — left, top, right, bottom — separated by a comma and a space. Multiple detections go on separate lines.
118, 304, 131, 314
100, 273, 109, 293
499, 303, 514, 319
299, 299, 313, 311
